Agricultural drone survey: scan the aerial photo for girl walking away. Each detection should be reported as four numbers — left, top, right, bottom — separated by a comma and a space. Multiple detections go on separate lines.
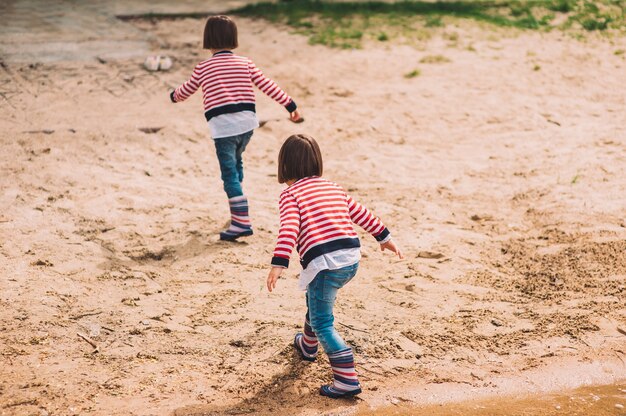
170, 15, 302, 241
266, 134, 404, 398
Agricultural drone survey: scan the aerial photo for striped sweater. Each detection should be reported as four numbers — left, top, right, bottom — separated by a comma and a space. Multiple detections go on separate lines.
170, 51, 296, 121
271, 176, 390, 269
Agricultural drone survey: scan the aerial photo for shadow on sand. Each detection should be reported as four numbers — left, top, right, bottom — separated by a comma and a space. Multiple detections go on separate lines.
172, 344, 362, 416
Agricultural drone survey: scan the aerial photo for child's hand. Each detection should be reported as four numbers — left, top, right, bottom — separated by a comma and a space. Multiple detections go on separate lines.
266, 267, 284, 292
289, 110, 304, 123
381, 239, 404, 259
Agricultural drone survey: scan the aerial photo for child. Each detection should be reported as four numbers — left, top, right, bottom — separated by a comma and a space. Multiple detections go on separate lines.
266, 134, 403, 398
170, 15, 302, 241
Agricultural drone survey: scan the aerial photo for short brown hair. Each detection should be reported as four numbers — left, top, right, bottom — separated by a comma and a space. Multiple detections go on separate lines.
203, 15, 238, 50
278, 134, 323, 184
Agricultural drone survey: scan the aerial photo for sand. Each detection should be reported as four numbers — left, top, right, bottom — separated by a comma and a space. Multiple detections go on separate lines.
1, 14, 625, 416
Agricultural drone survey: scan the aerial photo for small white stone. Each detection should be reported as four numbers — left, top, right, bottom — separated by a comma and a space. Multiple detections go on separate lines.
144, 56, 160, 71
555, 405, 561, 410
159, 56, 172, 71
616, 404, 624, 409
89, 324, 101, 338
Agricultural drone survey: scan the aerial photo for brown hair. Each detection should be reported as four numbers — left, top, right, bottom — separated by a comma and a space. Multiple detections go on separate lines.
203, 15, 238, 50
277, 134, 323, 184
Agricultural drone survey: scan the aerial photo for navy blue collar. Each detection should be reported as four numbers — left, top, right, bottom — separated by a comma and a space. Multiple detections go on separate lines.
213, 50, 234, 56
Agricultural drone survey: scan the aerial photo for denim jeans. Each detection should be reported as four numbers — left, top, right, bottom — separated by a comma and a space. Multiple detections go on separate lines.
213, 130, 253, 198
306, 263, 359, 354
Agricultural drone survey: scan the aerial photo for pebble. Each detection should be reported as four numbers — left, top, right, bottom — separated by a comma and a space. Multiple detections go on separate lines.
143, 55, 172, 72
144, 56, 159, 71
555, 405, 561, 410
89, 324, 101, 338
616, 404, 624, 409
159, 56, 172, 71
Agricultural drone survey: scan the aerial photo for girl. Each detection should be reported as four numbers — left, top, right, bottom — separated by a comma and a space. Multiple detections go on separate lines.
170, 15, 302, 241
266, 134, 403, 398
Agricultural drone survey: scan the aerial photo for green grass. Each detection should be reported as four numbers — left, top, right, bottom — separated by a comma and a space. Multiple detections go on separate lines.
404, 69, 421, 78
425, 15, 444, 27
231, 0, 626, 48
548, 0, 575, 13
420, 54, 451, 63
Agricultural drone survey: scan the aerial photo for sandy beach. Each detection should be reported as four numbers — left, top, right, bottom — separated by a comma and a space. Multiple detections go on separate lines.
1, 5, 625, 416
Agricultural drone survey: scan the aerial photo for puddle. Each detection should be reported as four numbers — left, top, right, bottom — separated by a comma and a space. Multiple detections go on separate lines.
360, 383, 626, 416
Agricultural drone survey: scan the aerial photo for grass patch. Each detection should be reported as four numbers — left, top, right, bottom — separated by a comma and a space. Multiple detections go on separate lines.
425, 15, 444, 27
420, 54, 451, 63
309, 26, 364, 48
547, 0, 574, 13
404, 69, 421, 78
444, 31, 460, 42
230, 0, 626, 48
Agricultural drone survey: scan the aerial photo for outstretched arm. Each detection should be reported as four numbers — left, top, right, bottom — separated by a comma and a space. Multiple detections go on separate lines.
170, 67, 200, 103
347, 194, 403, 259
249, 60, 298, 114
347, 194, 389, 241
268, 192, 301, 292
271, 192, 301, 269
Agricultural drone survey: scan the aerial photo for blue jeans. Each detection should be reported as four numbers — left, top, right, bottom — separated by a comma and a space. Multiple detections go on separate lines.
306, 263, 359, 354
213, 131, 253, 198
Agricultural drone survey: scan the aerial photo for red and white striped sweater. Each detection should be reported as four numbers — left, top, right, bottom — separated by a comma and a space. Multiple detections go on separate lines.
271, 176, 390, 269
170, 51, 296, 121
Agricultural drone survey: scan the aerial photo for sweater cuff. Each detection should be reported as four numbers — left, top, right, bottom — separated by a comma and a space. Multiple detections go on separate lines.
271, 256, 289, 268
378, 233, 392, 244
285, 100, 297, 113
169, 90, 176, 103
374, 227, 391, 242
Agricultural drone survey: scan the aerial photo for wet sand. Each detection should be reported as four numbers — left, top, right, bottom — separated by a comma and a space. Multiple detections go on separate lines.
363, 383, 626, 416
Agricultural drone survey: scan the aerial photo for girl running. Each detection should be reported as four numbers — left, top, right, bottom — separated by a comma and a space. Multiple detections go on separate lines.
170, 15, 302, 240
266, 134, 403, 398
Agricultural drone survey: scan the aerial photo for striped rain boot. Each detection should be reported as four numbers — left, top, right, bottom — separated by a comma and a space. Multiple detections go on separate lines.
293, 320, 318, 362
320, 347, 362, 398
219, 195, 253, 241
